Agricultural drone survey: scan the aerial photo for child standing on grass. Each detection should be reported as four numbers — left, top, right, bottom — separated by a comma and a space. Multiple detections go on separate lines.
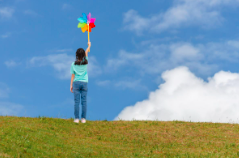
70, 42, 91, 123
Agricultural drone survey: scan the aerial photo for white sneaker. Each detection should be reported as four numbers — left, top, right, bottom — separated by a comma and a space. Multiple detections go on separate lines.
74, 119, 79, 123
81, 118, 86, 123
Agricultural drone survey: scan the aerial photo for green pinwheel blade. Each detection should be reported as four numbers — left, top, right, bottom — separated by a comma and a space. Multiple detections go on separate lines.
78, 22, 86, 28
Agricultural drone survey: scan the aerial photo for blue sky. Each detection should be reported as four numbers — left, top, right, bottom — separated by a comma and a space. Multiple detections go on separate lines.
1, 0, 239, 121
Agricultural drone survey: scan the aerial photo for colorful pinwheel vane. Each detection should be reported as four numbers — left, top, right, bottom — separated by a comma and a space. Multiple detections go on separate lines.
77, 13, 96, 33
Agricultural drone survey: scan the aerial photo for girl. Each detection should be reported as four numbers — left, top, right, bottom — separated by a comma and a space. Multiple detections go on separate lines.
70, 41, 91, 123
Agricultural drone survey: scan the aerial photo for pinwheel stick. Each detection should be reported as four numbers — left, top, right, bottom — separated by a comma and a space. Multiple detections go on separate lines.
88, 24, 90, 52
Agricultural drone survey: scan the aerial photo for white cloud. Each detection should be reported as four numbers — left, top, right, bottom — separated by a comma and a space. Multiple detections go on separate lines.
123, 10, 150, 35
227, 40, 239, 49
205, 40, 239, 62
0, 102, 23, 116
106, 50, 144, 71
106, 43, 212, 76
0, 7, 14, 19
29, 53, 101, 79
106, 40, 239, 77
170, 43, 203, 62
123, 0, 239, 34
4, 60, 20, 67
29, 54, 74, 79
115, 66, 239, 123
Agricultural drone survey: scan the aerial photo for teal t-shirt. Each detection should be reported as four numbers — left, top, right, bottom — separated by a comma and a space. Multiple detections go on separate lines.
70, 57, 88, 82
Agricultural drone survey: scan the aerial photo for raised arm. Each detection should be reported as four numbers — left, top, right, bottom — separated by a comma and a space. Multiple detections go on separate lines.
85, 41, 91, 57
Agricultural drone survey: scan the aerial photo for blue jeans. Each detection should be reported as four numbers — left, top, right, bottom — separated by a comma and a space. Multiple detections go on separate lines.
73, 81, 88, 119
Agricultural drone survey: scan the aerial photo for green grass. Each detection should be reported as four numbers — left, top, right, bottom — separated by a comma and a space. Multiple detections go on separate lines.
1, 116, 239, 158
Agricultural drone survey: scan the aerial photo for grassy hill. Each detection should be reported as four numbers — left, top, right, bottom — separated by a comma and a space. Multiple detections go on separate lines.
0, 116, 239, 157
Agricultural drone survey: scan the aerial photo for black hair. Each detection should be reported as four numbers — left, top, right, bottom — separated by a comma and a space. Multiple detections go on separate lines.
74, 48, 88, 65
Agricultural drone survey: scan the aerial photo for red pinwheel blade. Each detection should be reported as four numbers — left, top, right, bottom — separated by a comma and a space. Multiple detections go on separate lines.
89, 23, 95, 29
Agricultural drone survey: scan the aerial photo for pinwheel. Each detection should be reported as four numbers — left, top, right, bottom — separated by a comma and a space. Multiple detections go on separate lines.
77, 13, 96, 52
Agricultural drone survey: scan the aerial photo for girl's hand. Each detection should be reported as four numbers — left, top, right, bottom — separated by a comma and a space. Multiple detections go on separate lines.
70, 86, 73, 93
88, 41, 91, 47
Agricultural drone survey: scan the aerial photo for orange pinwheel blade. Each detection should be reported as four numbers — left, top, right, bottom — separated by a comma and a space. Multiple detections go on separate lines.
81, 24, 88, 33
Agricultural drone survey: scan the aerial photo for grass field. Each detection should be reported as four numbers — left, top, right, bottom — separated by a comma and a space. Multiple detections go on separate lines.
1, 116, 239, 157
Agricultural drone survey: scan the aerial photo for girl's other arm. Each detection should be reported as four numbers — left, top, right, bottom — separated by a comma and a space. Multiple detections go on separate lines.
85, 41, 91, 57
70, 74, 75, 93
